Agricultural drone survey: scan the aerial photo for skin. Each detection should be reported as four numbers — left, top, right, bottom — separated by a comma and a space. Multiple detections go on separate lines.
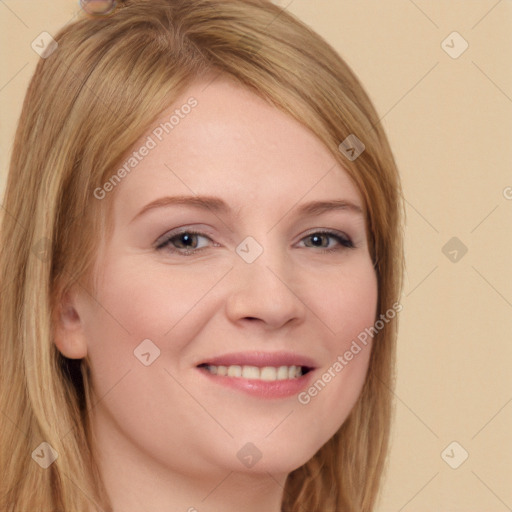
54, 75, 378, 512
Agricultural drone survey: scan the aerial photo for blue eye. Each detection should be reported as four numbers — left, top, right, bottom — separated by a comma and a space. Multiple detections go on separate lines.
155, 229, 355, 256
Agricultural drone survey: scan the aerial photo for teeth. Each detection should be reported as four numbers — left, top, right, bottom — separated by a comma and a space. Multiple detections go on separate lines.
260, 367, 277, 381
242, 365, 260, 379
203, 364, 305, 380
277, 366, 289, 380
227, 365, 242, 377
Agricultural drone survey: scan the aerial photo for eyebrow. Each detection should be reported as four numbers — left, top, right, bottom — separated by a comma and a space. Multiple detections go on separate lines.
130, 194, 364, 223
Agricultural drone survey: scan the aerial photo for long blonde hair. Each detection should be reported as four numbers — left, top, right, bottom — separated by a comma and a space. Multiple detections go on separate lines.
0, 1, 405, 510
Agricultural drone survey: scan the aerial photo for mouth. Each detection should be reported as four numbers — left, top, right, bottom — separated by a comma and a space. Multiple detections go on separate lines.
197, 363, 314, 381
194, 351, 317, 398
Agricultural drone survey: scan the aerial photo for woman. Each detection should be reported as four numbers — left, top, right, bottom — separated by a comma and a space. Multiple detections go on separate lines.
0, 0, 405, 510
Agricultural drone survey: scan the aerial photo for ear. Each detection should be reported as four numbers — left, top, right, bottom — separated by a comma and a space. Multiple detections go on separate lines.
52, 286, 88, 359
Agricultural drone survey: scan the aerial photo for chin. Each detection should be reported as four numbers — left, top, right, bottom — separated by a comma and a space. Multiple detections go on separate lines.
233, 456, 309, 476
229, 440, 322, 476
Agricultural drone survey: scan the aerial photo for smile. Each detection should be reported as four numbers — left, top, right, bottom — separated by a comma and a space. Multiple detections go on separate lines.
198, 364, 311, 381
195, 351, 317, 399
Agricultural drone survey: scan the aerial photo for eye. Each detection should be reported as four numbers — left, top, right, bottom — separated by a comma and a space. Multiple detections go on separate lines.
155, 229, 217, 256
299, 230, 355, 253
155, 228, 355, 257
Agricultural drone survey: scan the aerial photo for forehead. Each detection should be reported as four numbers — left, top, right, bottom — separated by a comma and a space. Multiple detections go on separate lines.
109, 76, 363, 223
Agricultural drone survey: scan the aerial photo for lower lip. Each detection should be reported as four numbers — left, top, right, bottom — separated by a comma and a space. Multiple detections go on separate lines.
196, 367, 316, 399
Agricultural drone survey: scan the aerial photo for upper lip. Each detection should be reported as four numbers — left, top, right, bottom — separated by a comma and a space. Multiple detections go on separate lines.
196, 351, 317, 369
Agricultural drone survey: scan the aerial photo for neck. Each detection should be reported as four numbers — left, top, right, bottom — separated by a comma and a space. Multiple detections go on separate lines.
89, 411, 287, 512
99, 464, 286, 512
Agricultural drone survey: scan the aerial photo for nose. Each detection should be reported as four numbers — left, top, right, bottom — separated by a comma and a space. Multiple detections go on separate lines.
224, 245, 307, 330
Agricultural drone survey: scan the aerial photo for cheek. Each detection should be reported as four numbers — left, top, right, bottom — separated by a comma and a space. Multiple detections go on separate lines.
294, 259, 378, 440
307, 258, 378, 343
79, 262, 176, 386
324, 258, 378, 382
87, 258, 214, 345
81, 256, 232, 391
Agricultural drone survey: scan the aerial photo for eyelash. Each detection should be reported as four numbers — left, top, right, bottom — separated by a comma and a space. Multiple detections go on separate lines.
155, 228, 355, 256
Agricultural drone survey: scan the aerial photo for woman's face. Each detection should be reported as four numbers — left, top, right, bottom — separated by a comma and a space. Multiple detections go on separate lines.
63, 76, 378, 479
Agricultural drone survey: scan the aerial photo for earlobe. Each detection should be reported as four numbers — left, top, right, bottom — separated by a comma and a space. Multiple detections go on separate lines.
52, 288, 88, 359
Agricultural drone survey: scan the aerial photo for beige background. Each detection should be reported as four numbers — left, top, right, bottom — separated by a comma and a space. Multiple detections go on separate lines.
1, 1, 511, 510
